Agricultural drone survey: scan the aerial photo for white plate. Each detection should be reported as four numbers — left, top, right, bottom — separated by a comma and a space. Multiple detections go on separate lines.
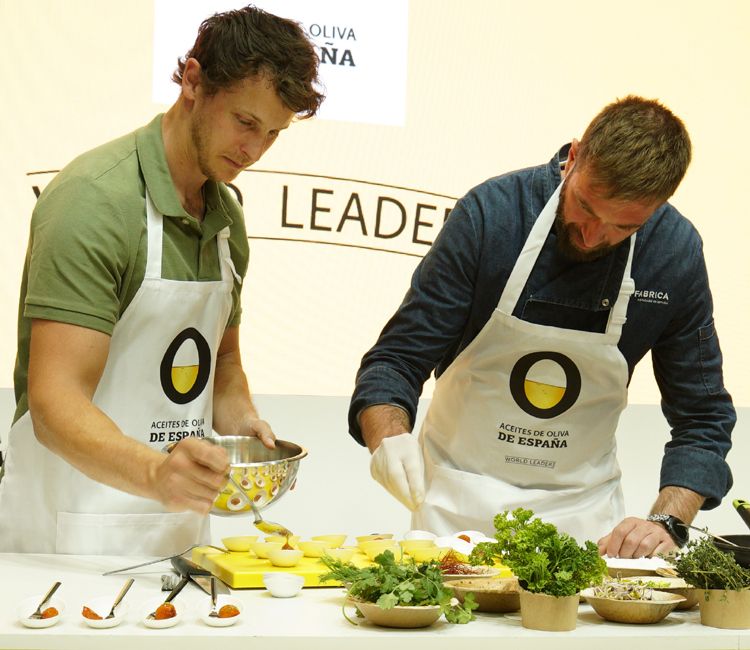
604, 556, 672, 576
141, 596, 183, 629
81, 595, 128, 628
199, 595, 243, 627
18, 594, 66, 629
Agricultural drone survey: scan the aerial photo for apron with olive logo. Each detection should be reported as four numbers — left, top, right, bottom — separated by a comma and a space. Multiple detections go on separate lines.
0, 190, 236, 554
412, 183, 635, 543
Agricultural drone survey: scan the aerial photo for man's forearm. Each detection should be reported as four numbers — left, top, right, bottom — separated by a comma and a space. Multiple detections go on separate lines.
212, 349, 257, 436
359, 404, 412, 452
649, 485, 705, 523
31, 393, 165, 501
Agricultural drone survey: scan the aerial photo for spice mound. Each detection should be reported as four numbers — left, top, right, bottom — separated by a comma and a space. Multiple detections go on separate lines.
40, 607, 59, 619
82, 606, 103, 620
218, 604, 240, 618
154, 602, 177, 620
440, 550, 490, 576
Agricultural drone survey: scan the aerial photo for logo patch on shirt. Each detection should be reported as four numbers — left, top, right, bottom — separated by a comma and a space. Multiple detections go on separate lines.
633, 289, 669, 305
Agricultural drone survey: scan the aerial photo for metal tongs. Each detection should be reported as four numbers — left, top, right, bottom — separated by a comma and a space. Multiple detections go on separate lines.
676, 522, 743, 548
103, 544, 228, 576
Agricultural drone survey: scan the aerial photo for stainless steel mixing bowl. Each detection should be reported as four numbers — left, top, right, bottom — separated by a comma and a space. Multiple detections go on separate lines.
206, 436, 307, 516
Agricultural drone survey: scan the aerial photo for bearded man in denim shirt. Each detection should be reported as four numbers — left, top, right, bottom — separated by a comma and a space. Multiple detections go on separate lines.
349, 96, 735, 558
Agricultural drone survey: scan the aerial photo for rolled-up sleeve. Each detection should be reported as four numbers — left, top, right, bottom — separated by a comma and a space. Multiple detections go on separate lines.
348, 198, 483, 445
652, 237, 735, 509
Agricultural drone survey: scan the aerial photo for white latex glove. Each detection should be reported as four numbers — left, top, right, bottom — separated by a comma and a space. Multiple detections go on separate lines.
369, 433, 425, 511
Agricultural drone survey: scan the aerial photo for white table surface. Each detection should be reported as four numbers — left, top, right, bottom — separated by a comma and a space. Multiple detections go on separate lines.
0, 552, 748, 650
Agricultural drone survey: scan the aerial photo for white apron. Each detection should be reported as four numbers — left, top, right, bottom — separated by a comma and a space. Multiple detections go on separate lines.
0, 191, 237, 555
412, 184, 635, 543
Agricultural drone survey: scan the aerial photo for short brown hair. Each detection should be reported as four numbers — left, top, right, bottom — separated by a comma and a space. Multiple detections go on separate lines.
172, 5, 324, 119
576, 95, 691, 203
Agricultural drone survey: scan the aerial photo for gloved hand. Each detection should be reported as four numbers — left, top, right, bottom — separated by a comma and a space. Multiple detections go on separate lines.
369, 433, 425, 511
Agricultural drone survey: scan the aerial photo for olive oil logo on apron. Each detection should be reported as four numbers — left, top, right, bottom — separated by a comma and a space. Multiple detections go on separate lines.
509, 351, 581, 419
160, 328, 211, 404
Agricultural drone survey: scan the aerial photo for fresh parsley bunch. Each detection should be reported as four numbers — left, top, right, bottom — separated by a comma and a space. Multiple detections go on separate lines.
468, 507, 606, 597
320, 550, 478, 624
672, 534, 750, 591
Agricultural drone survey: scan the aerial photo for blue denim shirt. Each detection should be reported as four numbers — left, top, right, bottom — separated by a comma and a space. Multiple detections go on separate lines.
349, 145, 735, 509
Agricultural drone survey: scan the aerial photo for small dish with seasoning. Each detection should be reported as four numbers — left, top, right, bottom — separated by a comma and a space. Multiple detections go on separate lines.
141, 597, 183, 629
18, 594, 65, 629
200, 595, 243, 627
81, 596, 128, 628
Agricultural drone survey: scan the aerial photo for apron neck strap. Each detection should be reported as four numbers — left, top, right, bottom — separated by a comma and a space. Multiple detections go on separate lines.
144, 190, 163, 279
497, 183, 561, 314
496, 182, 636, 339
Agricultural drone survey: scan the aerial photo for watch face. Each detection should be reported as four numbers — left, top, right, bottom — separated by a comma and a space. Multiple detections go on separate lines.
665, 516, 689, 546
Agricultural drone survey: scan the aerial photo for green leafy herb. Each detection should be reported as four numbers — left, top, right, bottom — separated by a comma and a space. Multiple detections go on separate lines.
320, 550, 478, 624
671, 534, 750, 591
467, 507, 607, 597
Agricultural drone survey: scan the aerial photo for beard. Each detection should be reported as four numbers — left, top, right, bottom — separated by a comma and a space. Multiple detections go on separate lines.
554, 177, 615, 262
189, 111, 243, 183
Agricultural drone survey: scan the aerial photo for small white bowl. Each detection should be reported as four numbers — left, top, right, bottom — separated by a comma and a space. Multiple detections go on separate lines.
298, 540, 331, 558
265, 534, 301, 548
262, 572, 304, 598
200, 595, 243, 627
403, 529, 437, 541
222, 535, 258, 552
268, 548, 303, 567
435, 536, 474, 557
81, 596, 128, 628
249, 541, 283, 559
454, 530, 486, 543
141, 597, 183, 629
311, 534, 347, 548
355, 533, 394, 543
18, 594, 65, 629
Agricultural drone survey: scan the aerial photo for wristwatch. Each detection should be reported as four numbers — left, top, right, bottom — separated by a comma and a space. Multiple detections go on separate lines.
646, 514, 689, 547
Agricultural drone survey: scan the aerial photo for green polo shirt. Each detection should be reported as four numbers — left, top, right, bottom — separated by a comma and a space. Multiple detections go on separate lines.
13, 114, 249, 423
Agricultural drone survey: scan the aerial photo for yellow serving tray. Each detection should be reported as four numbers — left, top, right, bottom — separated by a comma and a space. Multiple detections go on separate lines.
191, 546, 513, 589
191, 545, 371, 588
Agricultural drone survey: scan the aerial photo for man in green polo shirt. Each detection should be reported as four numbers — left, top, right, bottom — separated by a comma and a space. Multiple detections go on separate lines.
0, 6, 324, 555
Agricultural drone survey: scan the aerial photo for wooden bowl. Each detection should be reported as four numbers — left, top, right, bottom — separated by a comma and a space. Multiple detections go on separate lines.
581, 587, 685, 624
622, 575, 699, 610
448, 576, 520, 612
442, 566, 503, 581
347, 599, 441, 628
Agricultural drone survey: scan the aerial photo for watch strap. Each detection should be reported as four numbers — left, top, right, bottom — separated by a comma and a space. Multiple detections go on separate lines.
646, 514, 689, 547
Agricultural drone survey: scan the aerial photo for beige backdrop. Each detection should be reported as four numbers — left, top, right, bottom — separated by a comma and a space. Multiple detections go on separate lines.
0, 0, 748, 409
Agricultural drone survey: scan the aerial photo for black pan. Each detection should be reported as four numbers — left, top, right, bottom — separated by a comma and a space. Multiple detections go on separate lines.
713, 534, 750, 568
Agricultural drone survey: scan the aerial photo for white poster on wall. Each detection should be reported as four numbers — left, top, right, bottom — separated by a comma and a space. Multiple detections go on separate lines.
152, 0, 408, 125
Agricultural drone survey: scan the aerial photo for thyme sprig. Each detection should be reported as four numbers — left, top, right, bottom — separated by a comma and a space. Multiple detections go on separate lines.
671, 534, 750, 591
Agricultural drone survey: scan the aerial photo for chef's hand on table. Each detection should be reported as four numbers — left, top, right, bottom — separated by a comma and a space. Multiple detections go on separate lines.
155, 437, 230, 515
597, 516, 678, 558
370, 432, 426, 511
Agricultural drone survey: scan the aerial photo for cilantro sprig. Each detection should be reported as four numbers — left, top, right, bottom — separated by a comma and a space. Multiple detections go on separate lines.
320, 550, 478, 624
468, 508, 606, 597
